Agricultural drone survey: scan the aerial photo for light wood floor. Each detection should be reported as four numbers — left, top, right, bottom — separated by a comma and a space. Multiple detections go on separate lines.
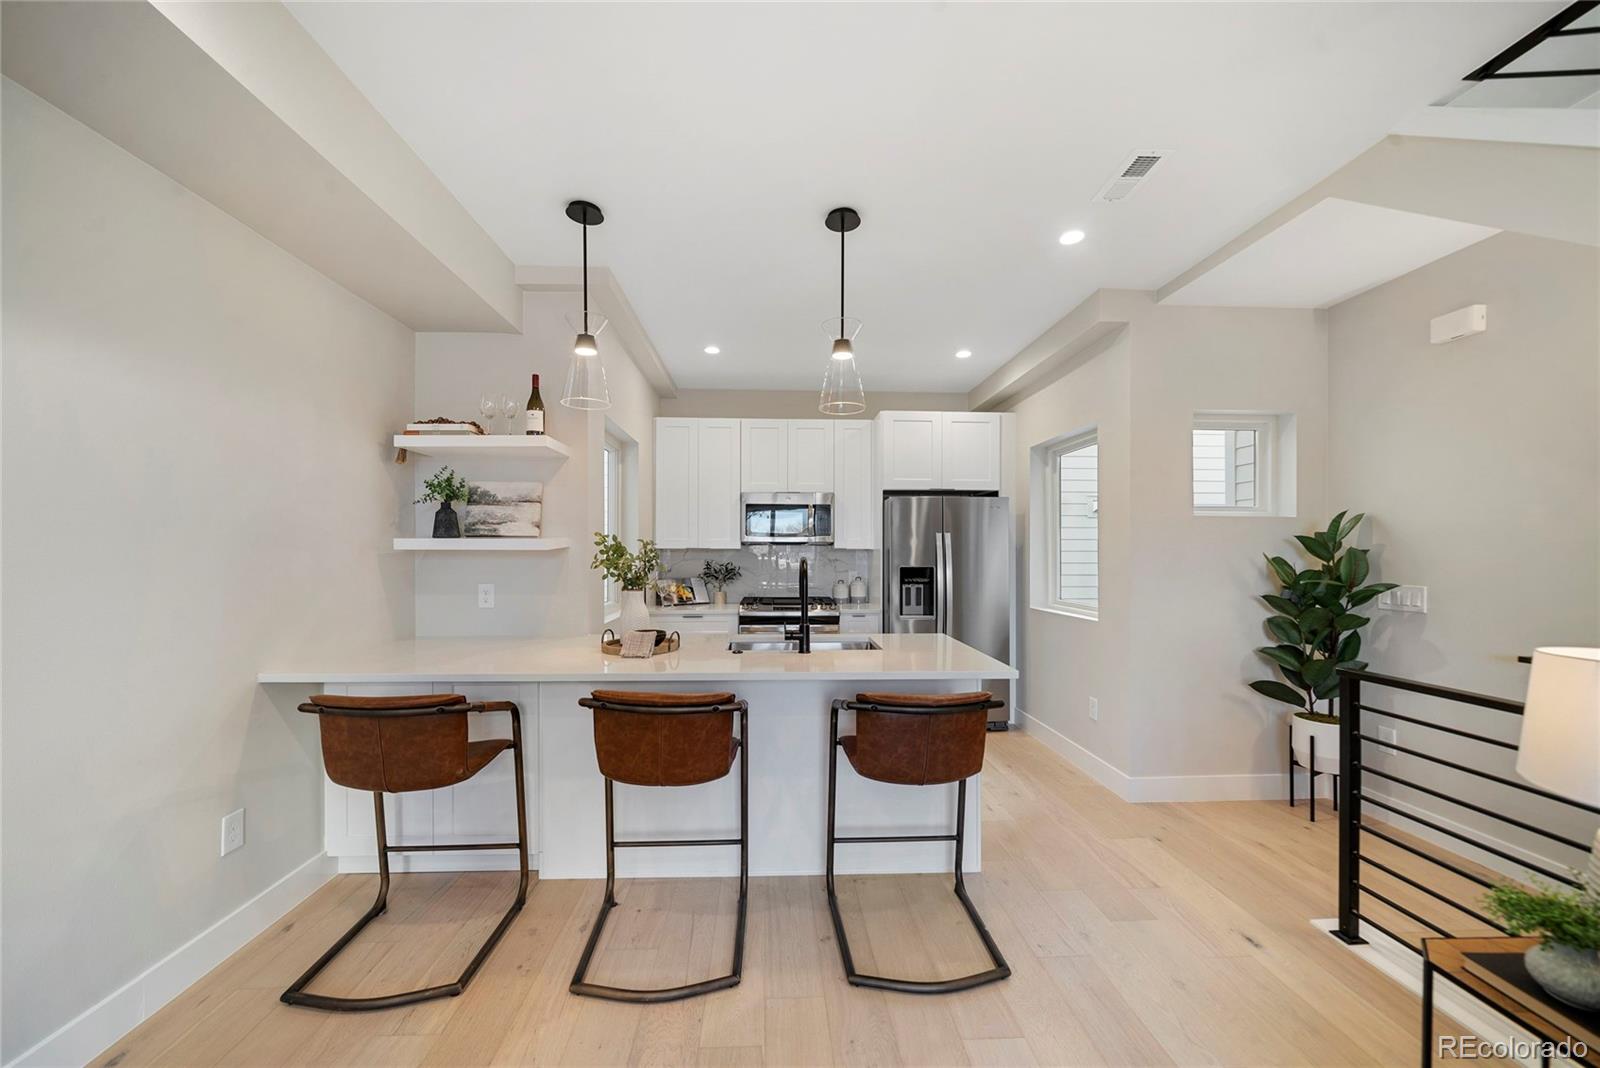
94, 731, 1472, 1067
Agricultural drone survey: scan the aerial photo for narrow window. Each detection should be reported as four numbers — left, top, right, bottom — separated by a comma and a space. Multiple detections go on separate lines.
1051, 433, 1098, 617
603, 436, 622, 616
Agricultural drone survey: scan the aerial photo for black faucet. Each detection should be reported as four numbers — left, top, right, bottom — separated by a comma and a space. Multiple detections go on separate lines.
797, 557, 811, 654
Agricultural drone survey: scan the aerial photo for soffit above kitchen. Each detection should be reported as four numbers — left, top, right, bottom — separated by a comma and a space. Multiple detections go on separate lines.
288, 2, 1548, 390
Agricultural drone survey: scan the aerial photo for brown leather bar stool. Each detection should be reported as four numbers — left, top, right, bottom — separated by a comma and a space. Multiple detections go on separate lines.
570, 690, 749, 1003
283, 694, 529, 1011
826, 691, 1011, 994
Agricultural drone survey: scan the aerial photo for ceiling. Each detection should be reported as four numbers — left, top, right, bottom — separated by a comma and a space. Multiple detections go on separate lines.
288, 2, 1552, 393
1163, 198, 1500, 309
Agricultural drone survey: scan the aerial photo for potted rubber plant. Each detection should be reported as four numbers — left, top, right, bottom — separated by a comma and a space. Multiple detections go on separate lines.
591, 534, 660, 632
1249, 511, 1397, 774
699, 560, 742, 606
1486, 880, 1600, 1009
416, 467, 470, 538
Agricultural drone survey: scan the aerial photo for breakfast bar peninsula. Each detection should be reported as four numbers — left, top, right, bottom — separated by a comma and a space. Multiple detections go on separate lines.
259, 633, 1016, 879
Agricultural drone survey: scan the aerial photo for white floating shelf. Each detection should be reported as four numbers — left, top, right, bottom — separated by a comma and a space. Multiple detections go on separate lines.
392, 538, 571, 552
393, 434, 571, 460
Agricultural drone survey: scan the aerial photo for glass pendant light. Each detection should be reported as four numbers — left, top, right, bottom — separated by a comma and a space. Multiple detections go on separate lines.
819, 207, 866, 416
561, 200, 611, 411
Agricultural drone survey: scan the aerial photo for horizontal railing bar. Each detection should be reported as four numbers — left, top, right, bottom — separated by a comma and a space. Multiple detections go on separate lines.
384, 842, 521, 853
613, 838, 741, 849
1552, 25, 1600, 34
1360, 824, 1499, 892
1360, 797, 1581, 888
1358, 884, 1453, 937
1357, 705, 1518, 750
1355, 735, 1600, 815
1483, 67, 1600, 79
1359, 854, 1509, 933
1360, 765, 1593, 852
835, 834, 957, 844
1341, 668, 1524, 714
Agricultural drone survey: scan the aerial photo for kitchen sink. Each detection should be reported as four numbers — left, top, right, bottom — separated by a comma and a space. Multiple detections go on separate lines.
727, 637, 881, 654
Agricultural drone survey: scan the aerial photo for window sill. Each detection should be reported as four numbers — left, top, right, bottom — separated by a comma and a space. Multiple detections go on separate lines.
603, 608, 621, 625
1031, 603, 1099, 622
1194, 508, 1277, 519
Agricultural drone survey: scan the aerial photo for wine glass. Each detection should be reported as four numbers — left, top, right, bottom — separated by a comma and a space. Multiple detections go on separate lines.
479, 393, 497, 434
501, 394, 520, 435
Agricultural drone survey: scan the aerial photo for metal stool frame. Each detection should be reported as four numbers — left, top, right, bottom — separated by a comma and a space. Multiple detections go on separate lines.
570, 694, 749, 1003
825, 696, 1012, 994
282, 699, 529, 1011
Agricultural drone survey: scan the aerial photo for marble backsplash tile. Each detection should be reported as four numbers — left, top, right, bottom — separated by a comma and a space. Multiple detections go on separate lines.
658, 546, 873, 602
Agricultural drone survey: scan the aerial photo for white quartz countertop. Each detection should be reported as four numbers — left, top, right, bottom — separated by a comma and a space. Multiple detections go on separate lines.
257, 633, 1015, 684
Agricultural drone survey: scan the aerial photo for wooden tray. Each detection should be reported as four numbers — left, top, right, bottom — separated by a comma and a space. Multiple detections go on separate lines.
600, 629, 681, 657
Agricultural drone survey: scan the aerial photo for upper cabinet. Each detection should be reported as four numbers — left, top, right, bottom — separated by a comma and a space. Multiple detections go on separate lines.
787, 420, 835, 493
740, 419, 788, 492
941, 412, 1004, 492
655, 418, 741, 549
832, 420, 874, 549
877, 411, 1002, 493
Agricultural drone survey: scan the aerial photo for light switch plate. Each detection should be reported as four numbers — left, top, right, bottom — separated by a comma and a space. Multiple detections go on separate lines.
478, 583, 495, 609
1377, 725, 1398, 756
1377, 585, 1427, 613
1088, 697, 1099, 721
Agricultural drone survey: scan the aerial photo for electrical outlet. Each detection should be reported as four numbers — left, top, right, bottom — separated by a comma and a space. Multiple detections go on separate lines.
1088, 696, 1099, 721
1377, 585, 1427, 613
220, 809, 245, 857
477, 583, 495, 609
1377, 725, 1398, 756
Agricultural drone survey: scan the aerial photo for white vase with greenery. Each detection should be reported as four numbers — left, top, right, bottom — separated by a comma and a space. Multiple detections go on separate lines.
591, 534, 661, 634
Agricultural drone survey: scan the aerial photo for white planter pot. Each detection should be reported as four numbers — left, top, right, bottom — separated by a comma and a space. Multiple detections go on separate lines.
619, 588, 652, 633
1289, 711, 1341, 775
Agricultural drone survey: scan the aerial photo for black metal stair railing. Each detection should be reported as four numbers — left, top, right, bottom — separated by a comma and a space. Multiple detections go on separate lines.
1333, 667, 1600, 950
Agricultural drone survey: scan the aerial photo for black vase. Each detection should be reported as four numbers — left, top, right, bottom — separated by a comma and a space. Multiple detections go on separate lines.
432, 500, 461, 538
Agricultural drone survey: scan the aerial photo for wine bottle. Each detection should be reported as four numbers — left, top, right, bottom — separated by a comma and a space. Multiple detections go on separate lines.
525, 374, 545, 435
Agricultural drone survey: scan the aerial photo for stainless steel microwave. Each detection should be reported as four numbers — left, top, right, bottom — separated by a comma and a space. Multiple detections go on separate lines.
740, 492, 834, 545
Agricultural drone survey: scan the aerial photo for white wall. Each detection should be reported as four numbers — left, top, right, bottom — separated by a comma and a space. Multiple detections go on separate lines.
413, 290, 657, 637
1005, 295, 1330, 797
1328, 231, 1600, 866
1, 80, 415, 1061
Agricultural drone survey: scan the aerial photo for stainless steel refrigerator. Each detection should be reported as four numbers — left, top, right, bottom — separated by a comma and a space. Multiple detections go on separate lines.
882, 493, 1013, 726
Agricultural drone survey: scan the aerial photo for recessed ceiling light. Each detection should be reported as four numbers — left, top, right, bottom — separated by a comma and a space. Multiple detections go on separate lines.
955, 349, 972, 360
703, 345, 720, 355
1058, 229, 1086, 246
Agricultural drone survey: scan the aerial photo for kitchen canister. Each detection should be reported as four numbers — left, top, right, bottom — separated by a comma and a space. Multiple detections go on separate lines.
849, 575, 868, 603
832, 578, 849, 602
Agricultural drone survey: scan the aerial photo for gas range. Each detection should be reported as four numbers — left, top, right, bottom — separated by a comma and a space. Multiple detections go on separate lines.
737, 595, 841, 635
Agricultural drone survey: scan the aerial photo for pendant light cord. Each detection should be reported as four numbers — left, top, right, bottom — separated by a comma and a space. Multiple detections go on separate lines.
581, 221, 589, 334
838, 225, 846, 334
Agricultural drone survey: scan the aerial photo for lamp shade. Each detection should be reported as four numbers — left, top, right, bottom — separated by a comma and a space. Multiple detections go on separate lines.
1516, 647, 1600, 804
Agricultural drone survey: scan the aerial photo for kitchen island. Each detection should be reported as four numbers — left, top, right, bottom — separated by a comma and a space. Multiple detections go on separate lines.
259, 633, 1016, 880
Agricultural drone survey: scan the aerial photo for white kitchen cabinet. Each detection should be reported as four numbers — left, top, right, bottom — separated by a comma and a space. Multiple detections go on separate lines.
650, 610, 736, 635
832, 419, 875, 548
655, 419, 697, 548
840, 608, 879, 634
656, 418, 742, 549
940, 412, 1003, 492
878, 411, 944, 491
740, 419, 788, 492
787, 420, 835, 493
876, 410, 1002, 493
695, 419, 742, 548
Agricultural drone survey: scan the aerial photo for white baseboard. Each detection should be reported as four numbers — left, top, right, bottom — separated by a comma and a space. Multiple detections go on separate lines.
1317, 916, 1579, 1067
7, 852, 334, 1068
336, 850, 540, 874
1018, 710, 1332, 803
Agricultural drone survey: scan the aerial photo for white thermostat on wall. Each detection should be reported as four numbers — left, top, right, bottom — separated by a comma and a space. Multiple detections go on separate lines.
1429, 304, 1487, 345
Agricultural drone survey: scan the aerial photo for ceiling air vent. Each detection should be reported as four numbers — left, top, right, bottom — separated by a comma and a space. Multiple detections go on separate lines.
1096, 151, 1170, 203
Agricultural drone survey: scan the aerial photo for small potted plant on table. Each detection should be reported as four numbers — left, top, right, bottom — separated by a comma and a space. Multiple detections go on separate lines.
1249, 511, 1397, 781
416, 467, 470, 538
591, 534, 661, 632
699, 560, 742, 606
1486, 880, 1600, 1009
